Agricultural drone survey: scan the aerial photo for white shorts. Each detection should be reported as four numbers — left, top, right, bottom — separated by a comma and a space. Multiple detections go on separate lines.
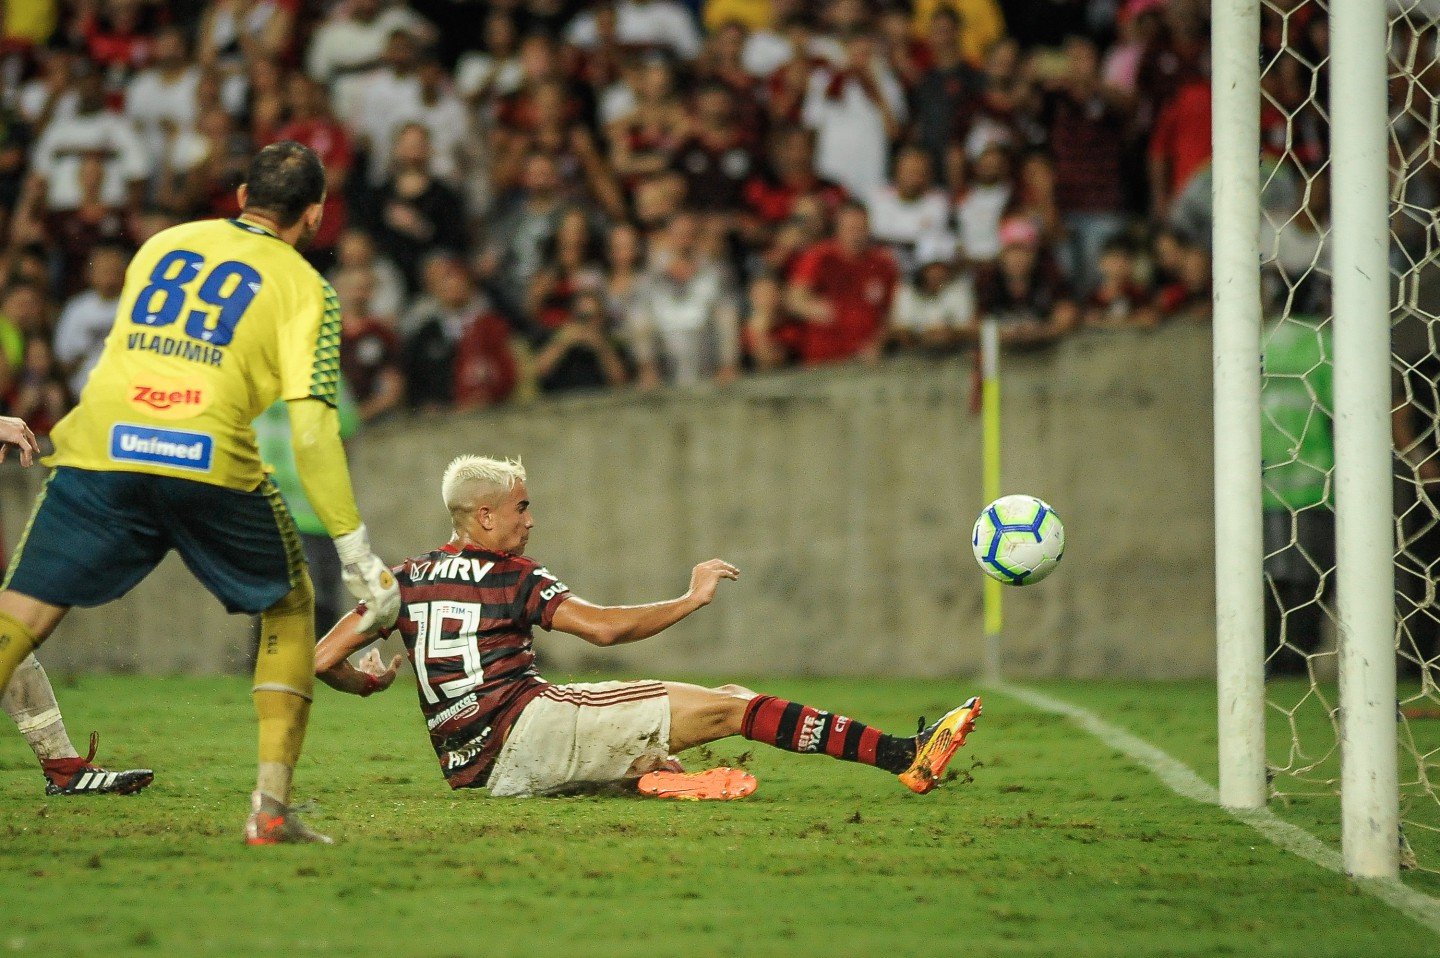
486, 680, 672, 797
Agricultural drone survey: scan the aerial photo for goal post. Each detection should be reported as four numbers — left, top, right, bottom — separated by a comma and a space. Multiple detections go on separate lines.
1211, 0, 1267, 813
1214, 0, 1405, 878
1329, 0, 1398, 879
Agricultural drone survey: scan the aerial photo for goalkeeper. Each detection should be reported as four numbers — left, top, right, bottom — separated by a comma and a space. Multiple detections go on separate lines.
0, 142, 399, 844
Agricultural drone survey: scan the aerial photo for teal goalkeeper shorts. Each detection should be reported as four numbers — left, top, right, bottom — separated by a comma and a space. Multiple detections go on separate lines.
4, 466, 306, 614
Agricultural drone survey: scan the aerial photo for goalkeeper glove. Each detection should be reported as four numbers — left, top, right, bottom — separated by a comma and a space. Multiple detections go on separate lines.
334, 525, 400, 632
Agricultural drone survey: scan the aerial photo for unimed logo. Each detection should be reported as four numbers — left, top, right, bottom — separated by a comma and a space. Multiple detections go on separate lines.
109, 424, 214, 472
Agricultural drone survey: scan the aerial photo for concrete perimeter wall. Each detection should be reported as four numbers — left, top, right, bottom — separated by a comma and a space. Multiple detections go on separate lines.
5, 324, 1216, 680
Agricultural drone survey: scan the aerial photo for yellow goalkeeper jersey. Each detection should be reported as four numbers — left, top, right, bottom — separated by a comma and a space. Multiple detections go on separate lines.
47, 217, 341, 491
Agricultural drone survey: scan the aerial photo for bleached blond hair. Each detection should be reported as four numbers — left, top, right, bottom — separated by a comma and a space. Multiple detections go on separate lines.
441, 455, 526, 526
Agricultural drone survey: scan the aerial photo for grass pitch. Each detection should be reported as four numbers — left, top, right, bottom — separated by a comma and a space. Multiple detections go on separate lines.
1, 675, 1437, 957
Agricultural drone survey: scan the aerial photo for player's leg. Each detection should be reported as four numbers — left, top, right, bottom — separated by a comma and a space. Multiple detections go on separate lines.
0, 591, 82, 762
249, 575, 329, 843
663, 682, 755, 752
0, 591, 67, 694
662, 681, 982, 794
3, 655, 76, 759
162, 476, 329, 843
0, 470, 160, 795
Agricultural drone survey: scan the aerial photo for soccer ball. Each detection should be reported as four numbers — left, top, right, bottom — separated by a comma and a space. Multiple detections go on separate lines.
972, 495, 1065, 586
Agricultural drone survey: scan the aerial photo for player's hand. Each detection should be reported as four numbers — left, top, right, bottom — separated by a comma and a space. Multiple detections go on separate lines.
356, 648, 404, 693
0, 416, 39, 467
334, 525, 401, 632
688, 559, 740, 606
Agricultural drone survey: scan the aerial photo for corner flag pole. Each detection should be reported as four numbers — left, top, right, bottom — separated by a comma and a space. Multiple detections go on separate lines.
981, 318, 1003, 681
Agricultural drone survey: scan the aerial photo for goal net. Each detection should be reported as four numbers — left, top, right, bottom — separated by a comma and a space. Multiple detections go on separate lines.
1258, 0, 1440, 869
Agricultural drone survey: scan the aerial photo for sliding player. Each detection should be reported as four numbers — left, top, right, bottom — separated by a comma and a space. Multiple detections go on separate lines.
316, 456, 981, 799
0, 143, 400, 842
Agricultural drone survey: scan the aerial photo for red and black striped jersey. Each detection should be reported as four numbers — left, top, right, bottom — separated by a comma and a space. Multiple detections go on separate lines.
376, 541, 573, 788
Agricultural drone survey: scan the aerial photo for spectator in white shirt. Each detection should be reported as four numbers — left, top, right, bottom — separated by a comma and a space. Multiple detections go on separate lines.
802, 30, 905, 199
197, 0, 298, 72
456, 11, 525, 110
331, 228, 408, 327
741, 0, 823, 76
867, 145, 952, 276
630, 211, 741, 388
17, 48, 79, 129
407, 56, 472, 188
124, 26, 200, 171
566, 0, 702, 61
352, 39, 471, 187
53, 241, 129, 397
308, 0, 434, 129
889, 233, 977, 352
344, 29, 420, 163
954, 143, 1014, 265
25, 70, 150, 218
307, 0, 433, 83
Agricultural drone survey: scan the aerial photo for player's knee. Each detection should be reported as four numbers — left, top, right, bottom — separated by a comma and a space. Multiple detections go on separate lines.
713, 683, 756, 700
266, 574, 314, 617
703, 687, 750, 734
255, 575, 317, 699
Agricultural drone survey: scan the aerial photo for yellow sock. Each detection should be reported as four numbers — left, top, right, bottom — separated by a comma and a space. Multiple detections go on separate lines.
0, 611, 39, 697
253, 691, 310, 802
252, 578, 315, 803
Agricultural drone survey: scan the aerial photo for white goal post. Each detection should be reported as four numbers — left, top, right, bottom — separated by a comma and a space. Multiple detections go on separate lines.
1328, 0, 1399, 881
1213, 0, 1400, 878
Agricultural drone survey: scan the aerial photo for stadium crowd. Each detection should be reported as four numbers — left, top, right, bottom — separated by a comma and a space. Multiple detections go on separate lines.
0, 0, 1268, 427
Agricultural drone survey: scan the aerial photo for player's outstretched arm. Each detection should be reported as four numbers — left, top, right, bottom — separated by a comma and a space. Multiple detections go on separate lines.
286, 397, 400, 630
316, 609, 403, 696
550, 559, 739, 647
0, 415, 39, 466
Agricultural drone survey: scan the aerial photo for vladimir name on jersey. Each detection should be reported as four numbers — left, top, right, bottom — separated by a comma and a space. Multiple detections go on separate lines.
125, 330, 225, 367
380, 542, 573, 788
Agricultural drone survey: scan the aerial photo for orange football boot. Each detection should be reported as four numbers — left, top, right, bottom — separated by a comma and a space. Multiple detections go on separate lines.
637, 766, 758, 801
898, 696, 983, 794
244, 791, 334, 845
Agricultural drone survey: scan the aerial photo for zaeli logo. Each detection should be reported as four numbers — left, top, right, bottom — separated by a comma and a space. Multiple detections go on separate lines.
129, 377, 210, 420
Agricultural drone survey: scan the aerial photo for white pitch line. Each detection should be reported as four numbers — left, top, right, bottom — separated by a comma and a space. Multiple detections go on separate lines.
992, 681, 1440, 937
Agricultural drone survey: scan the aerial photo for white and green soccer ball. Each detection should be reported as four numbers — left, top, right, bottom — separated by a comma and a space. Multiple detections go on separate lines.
971, 495, 1065, 586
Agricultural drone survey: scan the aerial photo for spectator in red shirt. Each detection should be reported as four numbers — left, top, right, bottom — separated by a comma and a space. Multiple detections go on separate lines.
785, 200, 898, 365
1082, 238, 1156, 329
743, 126, 846, 228
74, 0, 160, 78
170, 105, 250, 219
1153, 239, 1211, 323
694, 22, 764, 131
1148, 76, 1211, 222
526, 206, 606, 332
453, 311, 520, 411
671, 84, 758, 229
1044, 36, 1131, 295
272, 73, 353, 271
878, 4, 932, 91
334, 266, 404, 423
403, 254, 518, 411
763, 17, 824, 127
977, 216, 1078, 348
604, 54, 686, 191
